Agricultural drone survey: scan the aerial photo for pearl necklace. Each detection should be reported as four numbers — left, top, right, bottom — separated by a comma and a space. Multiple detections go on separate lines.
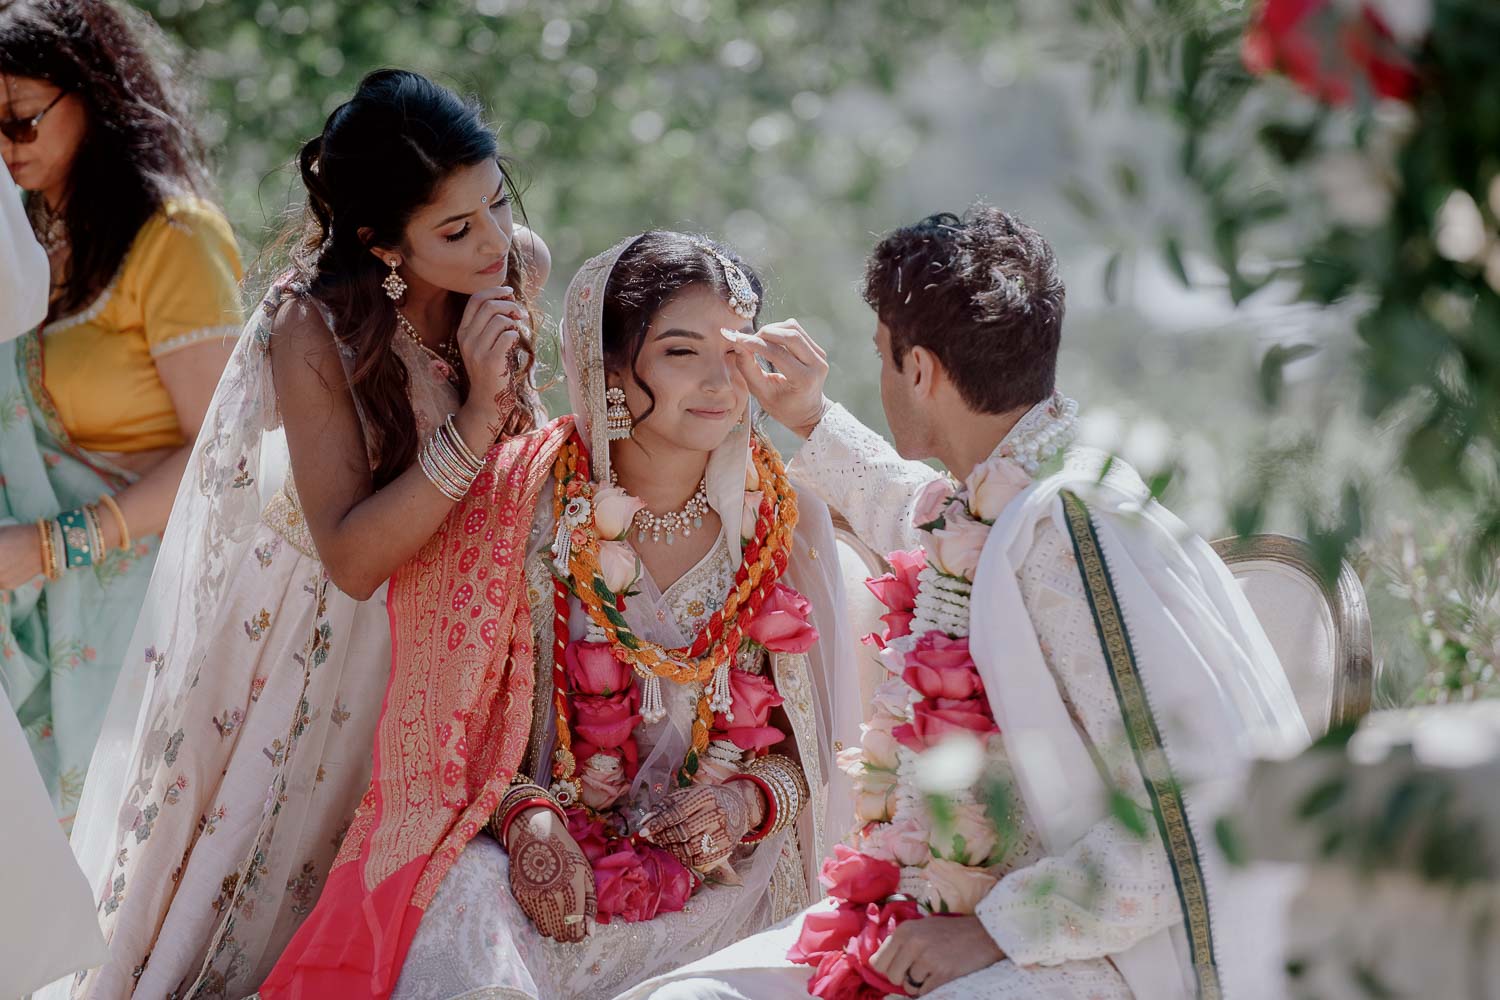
608, 471, 710, 545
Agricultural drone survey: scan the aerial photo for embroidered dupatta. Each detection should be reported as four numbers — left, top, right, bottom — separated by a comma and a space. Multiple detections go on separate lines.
261, 418, 574, 998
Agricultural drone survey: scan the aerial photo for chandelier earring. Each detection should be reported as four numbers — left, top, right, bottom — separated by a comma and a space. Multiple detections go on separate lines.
605, 387, 634, 440
382, 258, 407, 302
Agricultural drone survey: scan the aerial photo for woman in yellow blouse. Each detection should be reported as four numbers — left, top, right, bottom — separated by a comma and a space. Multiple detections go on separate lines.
0, 0, 241, 821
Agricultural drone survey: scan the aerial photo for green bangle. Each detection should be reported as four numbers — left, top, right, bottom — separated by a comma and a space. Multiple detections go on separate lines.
56, 508, 96, 570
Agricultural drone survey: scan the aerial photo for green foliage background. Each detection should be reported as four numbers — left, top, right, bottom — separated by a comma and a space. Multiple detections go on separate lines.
125, 0, 1499, 705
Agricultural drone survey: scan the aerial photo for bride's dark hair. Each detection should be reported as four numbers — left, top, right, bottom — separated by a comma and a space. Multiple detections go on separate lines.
602, 231, 763, 425
287, 69, 537, 487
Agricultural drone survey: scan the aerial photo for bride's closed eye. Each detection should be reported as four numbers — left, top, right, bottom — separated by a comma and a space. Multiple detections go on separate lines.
665, 347, 697, 357
444, 223, 471, 243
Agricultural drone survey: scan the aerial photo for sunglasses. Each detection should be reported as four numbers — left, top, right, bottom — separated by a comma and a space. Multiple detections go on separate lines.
0, 91, 66, 144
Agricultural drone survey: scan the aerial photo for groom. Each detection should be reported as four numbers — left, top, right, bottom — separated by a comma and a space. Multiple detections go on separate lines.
623, 206, 1310, 999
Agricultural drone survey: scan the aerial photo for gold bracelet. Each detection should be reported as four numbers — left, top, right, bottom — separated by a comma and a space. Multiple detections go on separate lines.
745, 754, 808, 838
83, 504, 107, 561
34, 519, 60, 581
96, 493, 130, 552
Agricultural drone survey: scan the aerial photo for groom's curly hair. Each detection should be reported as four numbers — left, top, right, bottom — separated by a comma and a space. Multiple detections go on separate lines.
864, 205, 1064, 415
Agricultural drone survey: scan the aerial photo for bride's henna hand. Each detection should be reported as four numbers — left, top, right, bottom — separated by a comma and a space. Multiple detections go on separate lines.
638, 783, 764, 872
506, 807, 595, 943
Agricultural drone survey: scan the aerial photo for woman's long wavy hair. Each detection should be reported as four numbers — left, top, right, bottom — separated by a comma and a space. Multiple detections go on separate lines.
0, 0, 211, 317
288, 69, 538, 488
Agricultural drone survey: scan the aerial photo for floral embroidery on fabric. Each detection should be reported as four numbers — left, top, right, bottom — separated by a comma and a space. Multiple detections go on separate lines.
244, 609, 271, 641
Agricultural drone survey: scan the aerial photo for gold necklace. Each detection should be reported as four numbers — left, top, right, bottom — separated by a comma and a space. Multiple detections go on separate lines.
394, 310, 462, 372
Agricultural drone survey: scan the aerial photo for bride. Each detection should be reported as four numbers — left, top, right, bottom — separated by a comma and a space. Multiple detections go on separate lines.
263, 232, 859, 999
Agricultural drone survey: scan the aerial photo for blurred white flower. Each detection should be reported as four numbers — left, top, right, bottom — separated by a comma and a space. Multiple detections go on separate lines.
1078, 407, 1122, 452
1435, 191, 1488, 264
913, 734, 984, 795
1314, 151, 1393, 228
1366, 0, 1433, 45
1124, 417, 1172, 472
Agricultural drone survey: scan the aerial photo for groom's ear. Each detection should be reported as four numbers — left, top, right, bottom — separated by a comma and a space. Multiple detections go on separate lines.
907, 345, 942, 401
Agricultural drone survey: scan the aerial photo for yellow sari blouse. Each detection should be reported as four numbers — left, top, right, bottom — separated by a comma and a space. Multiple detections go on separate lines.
40, 197, 244, 454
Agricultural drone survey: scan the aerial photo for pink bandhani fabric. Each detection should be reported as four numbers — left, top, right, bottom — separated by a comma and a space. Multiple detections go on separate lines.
261, 417, 574, 999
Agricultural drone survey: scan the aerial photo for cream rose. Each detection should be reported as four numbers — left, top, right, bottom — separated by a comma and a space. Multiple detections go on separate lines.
852, 766, 898, 824
964, 455, 1031, 523
578, 752, 630, 810
930, 798, 999, 866
597, 539, 642, 594
923, 512, 990, 580
593, 485, 647, 541
923, 858, 999, 914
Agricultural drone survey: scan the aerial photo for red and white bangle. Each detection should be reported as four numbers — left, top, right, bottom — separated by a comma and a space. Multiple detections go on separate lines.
727, 770, 779, 844
488, 780, 565, 847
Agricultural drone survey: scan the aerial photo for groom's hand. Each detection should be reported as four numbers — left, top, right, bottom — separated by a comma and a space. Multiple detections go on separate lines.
869, 914, 1004, 995
726, 319, 829, 439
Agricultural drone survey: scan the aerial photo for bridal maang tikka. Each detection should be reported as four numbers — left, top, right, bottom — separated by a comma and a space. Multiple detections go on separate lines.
696, 242, 759, 320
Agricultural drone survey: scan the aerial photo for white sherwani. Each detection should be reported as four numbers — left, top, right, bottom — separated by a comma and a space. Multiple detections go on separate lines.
619, 402, 1309, 1000
618, 405, 1181, 998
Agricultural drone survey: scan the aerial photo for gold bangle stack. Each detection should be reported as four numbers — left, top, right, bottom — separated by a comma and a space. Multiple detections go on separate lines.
83, 505, 107, 560
419, 414, 486, 502
744, 754, 809, 842
486, 779, 562, 846
96, 493, 130, 552
34, 518, 62, 581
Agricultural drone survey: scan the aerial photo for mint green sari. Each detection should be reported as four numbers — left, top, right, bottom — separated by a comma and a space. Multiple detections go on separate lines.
0, 331, 160, 825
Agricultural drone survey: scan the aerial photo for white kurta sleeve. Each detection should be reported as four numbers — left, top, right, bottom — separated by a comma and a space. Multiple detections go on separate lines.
786, 402, 940, 556
975, 517, 1182, 966
1, 168, 48, 343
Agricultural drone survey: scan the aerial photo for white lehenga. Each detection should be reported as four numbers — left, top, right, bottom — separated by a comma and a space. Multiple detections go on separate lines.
54, 288, 464, 1000
391, 236, 860, 1000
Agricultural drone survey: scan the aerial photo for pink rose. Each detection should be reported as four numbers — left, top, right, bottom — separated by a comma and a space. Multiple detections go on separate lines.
922, 858, 999, 915
922, 512, 989, 580
714, 669, 783, 730
857, 816, 931, 868
892, 697, 996, 752
744, 583, 819, 653
593, 486, 647, 540
807, 950, 881, 1000
848, 898, 924, 994
965, 454, 1031, 523
594, 845, 655, 923
565, 807, 611, 864
564, 640, 634, 696
930, 799, 999, 866
787, 901, 866, 966
713, 670, 785, 750
912, 478, 957, 531
902, 633, 983, 701
740, 490, 765, 542
864, 548, 925, 614
579, 750, 631, 810
818, 845, 900, 905
637, 843, 694, 915
572, 692, 641, 750
597, 540, 642, 594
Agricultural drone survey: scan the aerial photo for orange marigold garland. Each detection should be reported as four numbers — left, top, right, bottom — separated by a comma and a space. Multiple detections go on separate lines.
548, 430, 798, 798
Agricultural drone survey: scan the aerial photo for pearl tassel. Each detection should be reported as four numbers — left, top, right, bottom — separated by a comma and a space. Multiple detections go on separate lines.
640, 674, 666, 723
708, 660, 734, 719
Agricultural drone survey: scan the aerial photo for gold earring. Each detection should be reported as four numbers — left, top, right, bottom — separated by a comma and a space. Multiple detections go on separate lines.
382, 258, 407, 302
605, 387, 633, 440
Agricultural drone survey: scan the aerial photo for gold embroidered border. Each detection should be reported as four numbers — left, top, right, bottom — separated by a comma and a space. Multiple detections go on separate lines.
771, 649, 823, 898
1060, 490, 1223, 1000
